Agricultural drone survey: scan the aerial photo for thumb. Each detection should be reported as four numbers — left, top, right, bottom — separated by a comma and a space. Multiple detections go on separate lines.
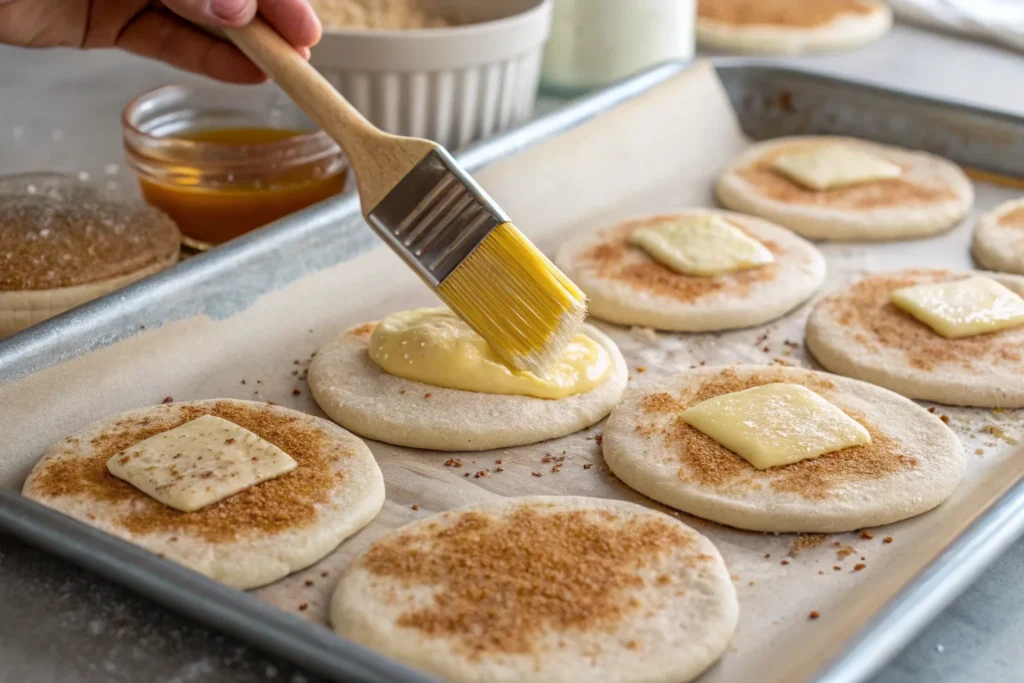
161, 0, 256, 27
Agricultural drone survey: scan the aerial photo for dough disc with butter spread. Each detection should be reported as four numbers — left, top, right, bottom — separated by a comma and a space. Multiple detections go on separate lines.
0, 172, 180, 337
807, 269, 1024, 408
603, 365, 963, 533
22, 399, 385, 589
716, 137, 973, 241
331, 496, 738, 683
697, 0, 892, 55
972, 197, 1024, 275
555, 210, 825, 331
309, 322, 627, 451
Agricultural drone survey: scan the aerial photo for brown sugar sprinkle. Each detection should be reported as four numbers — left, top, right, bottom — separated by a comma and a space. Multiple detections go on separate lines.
27, 401, 347, 543
982, 424, 1019, 445
358, 505, 699, 658
829, 271, 1024, 371
412, 504, 420, 511
423, 393, 432, 399
292, 389, 302, 396
304, 580, 314, 587
835, 544, 856, 560
473, 470, 490, 479
552, 464, 563, 473
833, 565, 842, 571
495, 459, 502, 465
940, 415, 950, 424
975, 448, 985, 456
531, 472, 543, 478
854, 563, 867, 572
735, 143, 955, 210
578, 219, 781, 304
809, 610, 821, 620
860, 530, 874, 540
161, 396, 174, 404
699, 0, 872, 27
298, 603, 309, 611
883, 536, 894, 544
443, 458, 462, 468
639, 368, 917, 500
636, 367, 647, 373
780, 559, 790, 566
789, 533, 830, 555
496, 467, 504, 473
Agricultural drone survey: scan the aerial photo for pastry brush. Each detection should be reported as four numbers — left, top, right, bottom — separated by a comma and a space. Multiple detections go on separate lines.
223, 18, 586, 375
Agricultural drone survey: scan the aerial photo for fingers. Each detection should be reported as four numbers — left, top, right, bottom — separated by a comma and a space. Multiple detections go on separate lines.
159, 0, 256, 27
257, 0, 322, 47
118, 8, 267, 84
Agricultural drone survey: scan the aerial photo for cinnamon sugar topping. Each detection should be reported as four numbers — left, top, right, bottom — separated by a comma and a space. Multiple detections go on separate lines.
28, 401, 348, 542
699, 0, 874, 27
737, 145, 955, 210
358, 504, 700, 657
829, 270, 1024, 370
579, 217, 781, 304
0, 172, 180, 290
637, 368, 916, 500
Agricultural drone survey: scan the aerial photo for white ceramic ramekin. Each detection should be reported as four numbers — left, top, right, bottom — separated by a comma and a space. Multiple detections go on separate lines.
311, 0, 552, 150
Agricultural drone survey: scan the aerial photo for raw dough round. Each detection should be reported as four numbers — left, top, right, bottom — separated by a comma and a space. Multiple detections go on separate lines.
554, 210, 826, 331
716, 137, 974, 241
331, 495, 738, 683
0, 172, 181, 337
697, 0, 892, 55
806, 269, 1024, 408
309, 322, 628, 451
22, 399, 385, 590
972, 197, 1024, 274
602, 365, 964, 533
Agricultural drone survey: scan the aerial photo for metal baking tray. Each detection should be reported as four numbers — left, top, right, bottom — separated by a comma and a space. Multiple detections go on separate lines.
3, 60, 1024, 683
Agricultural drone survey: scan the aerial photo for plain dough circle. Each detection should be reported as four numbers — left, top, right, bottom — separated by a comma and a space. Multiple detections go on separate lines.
331, 495, 738, 683
602, 365, 964, 533
806, 269, 1024, 408
555, 210, 826, 331
309, 322, 628, 451
22, 399, 385, 590
716, 136, 974, 241
697, 0, 892, 55
972, 197, 1024, 274
0, 252, 178, 337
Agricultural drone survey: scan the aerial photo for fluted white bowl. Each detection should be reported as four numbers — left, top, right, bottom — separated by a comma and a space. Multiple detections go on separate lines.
311, 0, 552, 150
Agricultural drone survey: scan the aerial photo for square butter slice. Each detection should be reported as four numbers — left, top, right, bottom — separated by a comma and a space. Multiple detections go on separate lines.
892, 276, 1024, 339
630, 214, 774, 276
680, 383, 871, 470
771, 144, 902, 191
107, 414, 297, 512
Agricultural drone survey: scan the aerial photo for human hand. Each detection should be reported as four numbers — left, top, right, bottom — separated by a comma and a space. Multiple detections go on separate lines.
0, 0, 322, 83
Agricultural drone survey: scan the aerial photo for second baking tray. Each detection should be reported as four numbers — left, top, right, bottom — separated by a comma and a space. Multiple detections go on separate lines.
2, 60, 1024, 683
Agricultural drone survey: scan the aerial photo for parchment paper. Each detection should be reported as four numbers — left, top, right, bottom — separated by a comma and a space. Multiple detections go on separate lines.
2, 61, 1023, 682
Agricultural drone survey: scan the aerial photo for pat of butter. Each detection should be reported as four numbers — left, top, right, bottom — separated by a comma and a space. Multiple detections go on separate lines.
891, 276, 1024, 339
107, 414, 297, 512
369, 307, 611, 399
771, 145, 902, 191
630, 214, 774, 276
680, 383, 871, 470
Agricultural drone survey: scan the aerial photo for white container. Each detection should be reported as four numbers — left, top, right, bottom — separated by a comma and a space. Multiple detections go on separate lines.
541, 0, 696, 94
311, 0, 552, 150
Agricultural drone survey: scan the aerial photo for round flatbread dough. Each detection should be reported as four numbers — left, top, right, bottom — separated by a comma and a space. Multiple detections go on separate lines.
972, 197, 1024, 274
309, 322, 627, 451
603, 365, 964, 533
555, 210, 826, 331
716, 137, 974, 241
22, 399, 385, 590
331, 495, 738, 683
0, 172, 181, 337
697, 0, 891, 55
806, 269, 1024, 408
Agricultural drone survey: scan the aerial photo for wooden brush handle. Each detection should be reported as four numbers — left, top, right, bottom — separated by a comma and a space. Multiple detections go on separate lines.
223, 17, 435, 213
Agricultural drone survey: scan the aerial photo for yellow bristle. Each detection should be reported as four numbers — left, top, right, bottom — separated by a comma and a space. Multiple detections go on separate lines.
436, 222, 587, 376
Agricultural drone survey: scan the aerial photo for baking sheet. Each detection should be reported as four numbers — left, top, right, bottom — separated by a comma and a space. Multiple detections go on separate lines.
2, 61, 1023, 682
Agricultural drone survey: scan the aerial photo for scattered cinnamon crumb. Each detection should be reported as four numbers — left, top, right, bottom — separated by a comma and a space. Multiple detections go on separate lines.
809, 611, 820, 620
224, 438, 235, 445
583, 464, 593, 470
854, 563, 866, 572
818, 570, 824, 575
940, 415, 950, 424
975, 448, 985, 455
292, 388, 301, 396
412, 505, 419, 511
764, 553, 771, 559
860, 530, 874, 540
444, 458, 462, 468
595, 434, 603, 446
883, 536, 894, 544
835, 544, 856, 560
321, 571, 329, 577
636, 367, 647, 373
161, 396, 174, 404
496, 467, 504, 473
552, 464, 563, 473
495, 459, 502, 465
474, 470, 490, 479
241, 379, 246, 385
780, 559, 789, 566
298, 603, 308, 611
304, 580, 314, 586
790, 533, 829, 555
928, 407, 936, 413
424, 393, 432, 399
532, 472, 543, 478
463, 473, 470, 478
399, 389, 406, 395
833, 566, 841, 571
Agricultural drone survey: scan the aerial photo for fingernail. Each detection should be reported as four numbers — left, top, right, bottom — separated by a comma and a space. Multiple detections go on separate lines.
209, 0, 250, 22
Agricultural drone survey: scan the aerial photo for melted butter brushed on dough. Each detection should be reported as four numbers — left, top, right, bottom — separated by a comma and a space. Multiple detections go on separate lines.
369, 308, 610, 399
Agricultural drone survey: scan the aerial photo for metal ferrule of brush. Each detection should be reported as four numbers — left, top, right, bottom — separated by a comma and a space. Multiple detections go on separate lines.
367, 149, 510, 287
